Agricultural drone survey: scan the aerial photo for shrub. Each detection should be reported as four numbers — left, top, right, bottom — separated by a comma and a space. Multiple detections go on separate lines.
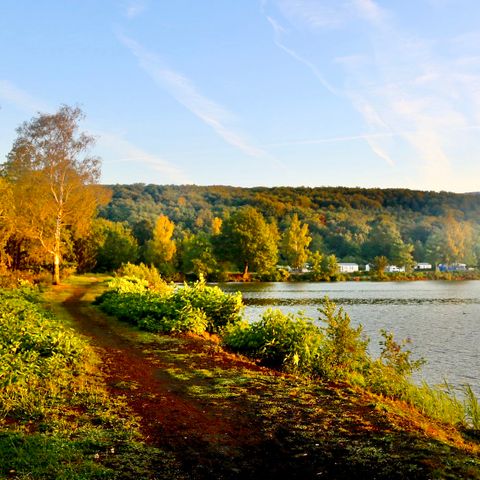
224, 300, 371, 379
378, 329, 426, 378
106, 276, 150, 294
314, 297, 370, 381
175, 277, 243, 332
96, 276, 243, 335
223, 309, 323, 372
0, 288, 85, 418
116, 262, 173, 295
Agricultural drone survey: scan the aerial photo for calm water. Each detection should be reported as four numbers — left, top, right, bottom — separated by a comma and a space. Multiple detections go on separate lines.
219, 281, 480, 396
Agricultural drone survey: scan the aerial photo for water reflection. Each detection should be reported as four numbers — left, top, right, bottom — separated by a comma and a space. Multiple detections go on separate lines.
244, 297, 480, 306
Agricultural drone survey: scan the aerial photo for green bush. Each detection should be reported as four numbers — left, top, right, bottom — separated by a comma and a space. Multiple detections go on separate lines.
0, 288, 85, 418
116, 262, 173, 295
378, 329, 426, 377
314, 298, 370, 381
175, 278, 243, 332
224, 299, 370, 380
96, 276, 243, 334
223, 309, 323, 372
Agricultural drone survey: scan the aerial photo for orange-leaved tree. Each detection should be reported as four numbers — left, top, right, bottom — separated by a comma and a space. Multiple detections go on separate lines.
2, 105, 109, 284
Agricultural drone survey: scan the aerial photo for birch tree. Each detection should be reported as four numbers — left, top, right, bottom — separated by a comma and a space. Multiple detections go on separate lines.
3, 105, 105, 284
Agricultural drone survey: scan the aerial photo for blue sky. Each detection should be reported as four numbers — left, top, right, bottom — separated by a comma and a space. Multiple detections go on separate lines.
1, 0, 480, 191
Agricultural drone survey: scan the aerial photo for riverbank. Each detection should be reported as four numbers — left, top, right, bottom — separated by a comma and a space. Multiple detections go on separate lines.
221, 279, 480, 398
244, 270, 480, 283
1, 276, 479, 478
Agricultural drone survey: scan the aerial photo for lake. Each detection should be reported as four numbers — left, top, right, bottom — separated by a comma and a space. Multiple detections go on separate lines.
219, 281, 480, 396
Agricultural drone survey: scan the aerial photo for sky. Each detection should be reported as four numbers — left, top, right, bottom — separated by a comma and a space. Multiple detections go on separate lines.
1, 0, 480, 192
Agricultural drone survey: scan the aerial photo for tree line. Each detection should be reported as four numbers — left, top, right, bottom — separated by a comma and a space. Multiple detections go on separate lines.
1, 106, 479, 283
98, 184, 480, 278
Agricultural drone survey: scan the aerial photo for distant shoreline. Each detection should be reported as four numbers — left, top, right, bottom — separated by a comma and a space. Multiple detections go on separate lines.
220, 270, 480, 283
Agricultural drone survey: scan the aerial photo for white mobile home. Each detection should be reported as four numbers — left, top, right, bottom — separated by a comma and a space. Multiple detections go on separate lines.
384, 265, 405, 273
414, 262, 432, 270
338, 263, 359, 273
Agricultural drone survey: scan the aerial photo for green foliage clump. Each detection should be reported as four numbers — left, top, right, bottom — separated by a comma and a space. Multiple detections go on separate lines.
116, 262, 173, 294
177, 277, 243, 331
307, 252, 343, 282
96, 276, 243, 335
224, 299, 370, 380
314, 298, 370, 382
223, 309, 322, 372
93, 219, 139, 272
214, 206, 279, 277
0, 288, 85, 418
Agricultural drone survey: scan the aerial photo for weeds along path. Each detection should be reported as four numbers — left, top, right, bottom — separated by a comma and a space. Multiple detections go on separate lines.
60, 280, 480, 480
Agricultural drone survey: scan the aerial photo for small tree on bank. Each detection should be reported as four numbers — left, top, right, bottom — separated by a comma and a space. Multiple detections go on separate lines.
372, 255, 389, 278
214, 206, 278, 278
281, 213, 312, 269
145, 214, 177, 275
2, 105, 107, 284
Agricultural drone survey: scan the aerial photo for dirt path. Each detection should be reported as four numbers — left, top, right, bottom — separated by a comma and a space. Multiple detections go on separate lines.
64, 285, 309, 479
61, 282, 480, 480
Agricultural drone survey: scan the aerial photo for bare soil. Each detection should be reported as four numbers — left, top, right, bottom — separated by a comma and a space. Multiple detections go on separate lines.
62, 282, 480, 480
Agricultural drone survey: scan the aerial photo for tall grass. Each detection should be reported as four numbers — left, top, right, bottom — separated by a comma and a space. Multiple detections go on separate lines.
464, 384, 480, 430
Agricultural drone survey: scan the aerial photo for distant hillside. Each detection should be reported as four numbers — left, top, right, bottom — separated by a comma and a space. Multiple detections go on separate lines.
99, 184, 480, 264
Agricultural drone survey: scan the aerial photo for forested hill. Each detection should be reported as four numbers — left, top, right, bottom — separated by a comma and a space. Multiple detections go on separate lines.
99, 184, 480, 264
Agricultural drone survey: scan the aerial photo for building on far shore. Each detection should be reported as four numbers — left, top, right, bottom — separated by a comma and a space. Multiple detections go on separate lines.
439, 263, 467, 272
384, 265, 405, 273
338, 263, 359, 273
414, 262, 432, 270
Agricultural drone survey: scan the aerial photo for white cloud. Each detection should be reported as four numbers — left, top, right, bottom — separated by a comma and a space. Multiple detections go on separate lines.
277, 0, 346, 29
125, 0, 146, 19
0, 80, 49, 113
265, 0, 480, 188
118, 33, 274, 160
97, 132, 190, 183
350, 0, 386, 25
266, 16, 340, 95
265, 9, 391, 165
275, 0, 386, 31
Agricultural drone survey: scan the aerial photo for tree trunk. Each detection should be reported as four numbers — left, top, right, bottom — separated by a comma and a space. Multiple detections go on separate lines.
53, 252, 61, 285
242, 262, 249, 281
52, 212, 62, 285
